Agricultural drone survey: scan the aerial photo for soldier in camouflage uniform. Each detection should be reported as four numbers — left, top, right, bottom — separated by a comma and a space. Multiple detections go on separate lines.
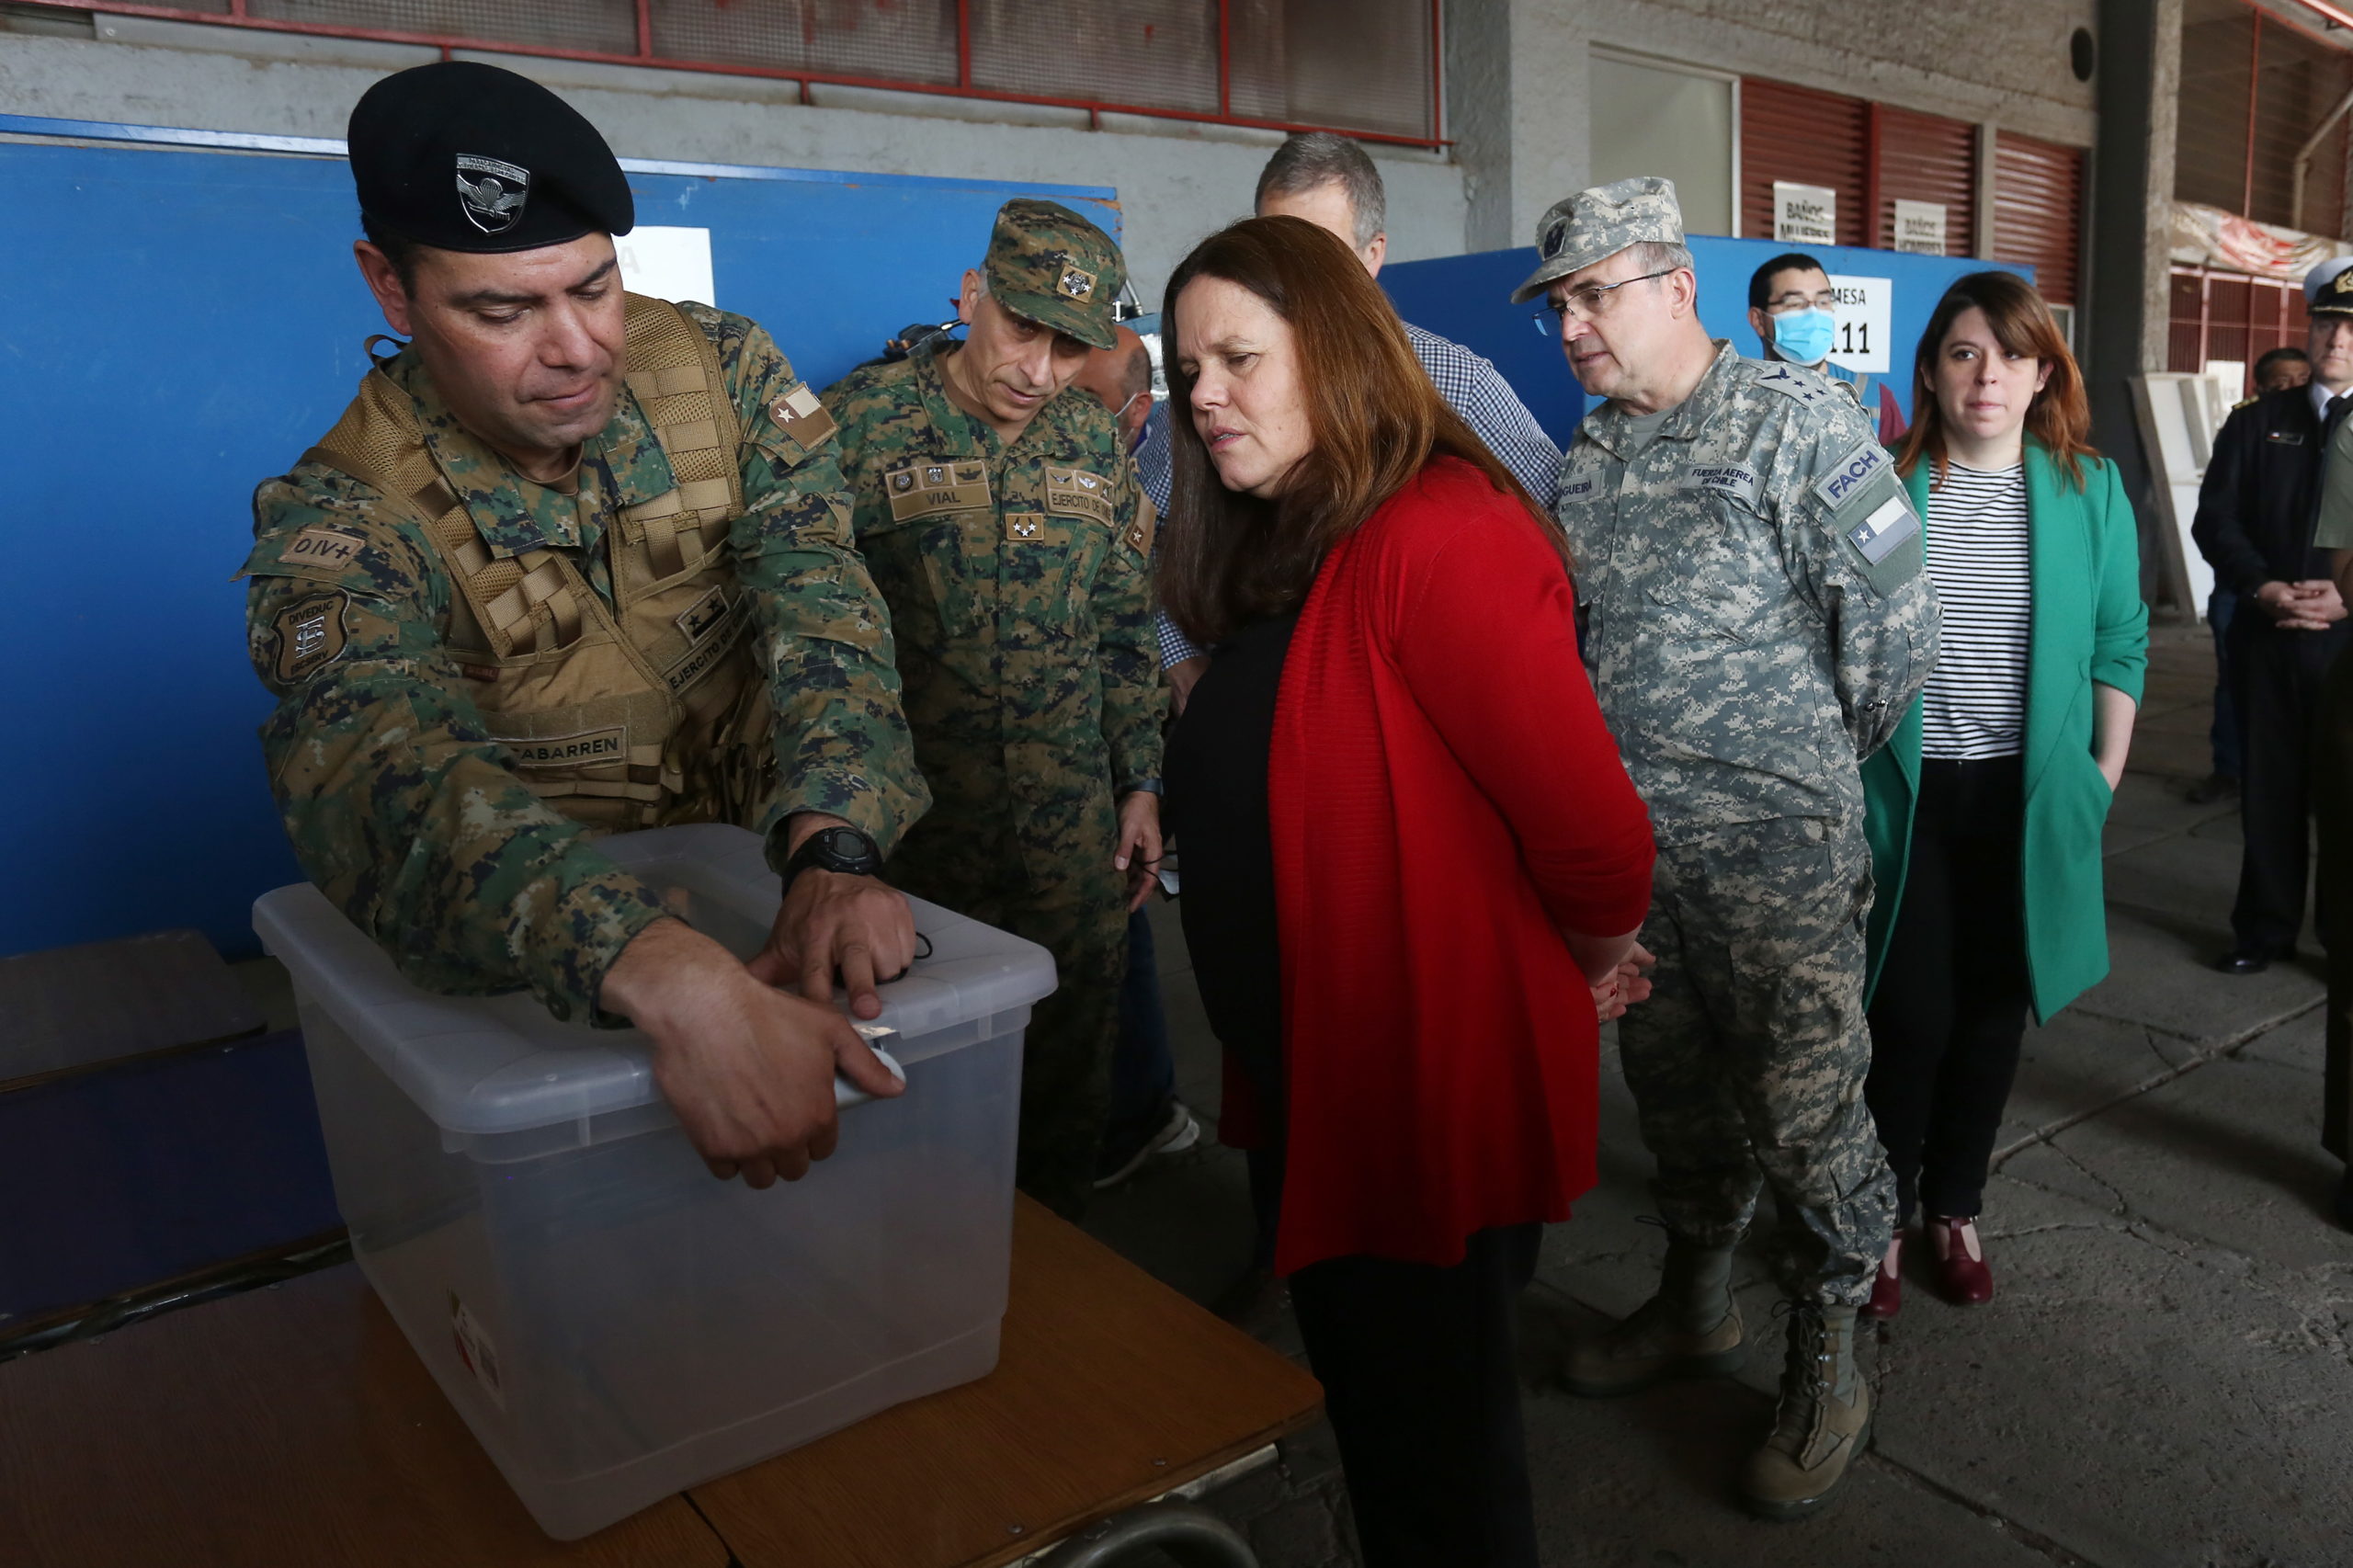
1516, 178, 1938, 1519
242, 62, 928, 1190
823, 201, 1164, 1219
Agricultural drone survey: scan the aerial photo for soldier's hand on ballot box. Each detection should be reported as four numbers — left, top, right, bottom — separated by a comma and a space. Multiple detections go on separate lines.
601, 916, 906, 1187
749, 827, 921, 1022
1115, 790, 1165, 913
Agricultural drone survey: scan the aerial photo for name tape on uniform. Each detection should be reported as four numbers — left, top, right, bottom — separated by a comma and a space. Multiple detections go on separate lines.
1045, 465, 1115, 524
1813, 441, 1889, 512
769, 382, 838, 449
496, 726, 627, 769
1557, 474, 1599, 502
886, 460, 992, 522
1679, 462, 1760, 508
1847, 493, 1919, 565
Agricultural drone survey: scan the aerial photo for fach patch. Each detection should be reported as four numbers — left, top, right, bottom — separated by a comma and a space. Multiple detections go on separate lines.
278, 525, 368, 574
1813, 440, 1890, 512
768, 381, 837, 449
271, 590, 349, 683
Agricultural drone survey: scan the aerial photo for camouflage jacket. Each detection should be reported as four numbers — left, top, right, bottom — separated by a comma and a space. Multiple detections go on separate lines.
1557, 342, 1939, 844
242, 304, 926, 1023
822, 342, 1161, 846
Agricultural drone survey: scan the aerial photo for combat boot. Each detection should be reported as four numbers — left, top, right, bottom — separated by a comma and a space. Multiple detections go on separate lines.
1740, 1302, 1872, 1520
1561, 1235, 1743, 1396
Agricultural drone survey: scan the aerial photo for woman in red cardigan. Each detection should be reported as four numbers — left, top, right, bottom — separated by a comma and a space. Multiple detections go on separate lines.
1158, 215, 1657, 1568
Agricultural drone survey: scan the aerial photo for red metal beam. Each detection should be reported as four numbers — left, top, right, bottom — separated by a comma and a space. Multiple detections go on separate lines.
956, 0, 972, 93
36, 1, 1449, 148
1218, 0, 1232, 119
633, 0, 652, 61
2245, 7, 2264, 219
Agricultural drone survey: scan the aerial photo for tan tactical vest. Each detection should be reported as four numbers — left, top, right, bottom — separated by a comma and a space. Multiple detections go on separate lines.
306, 294, 773, 833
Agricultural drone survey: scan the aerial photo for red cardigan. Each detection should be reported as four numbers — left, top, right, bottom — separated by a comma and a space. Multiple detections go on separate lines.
1260, 456, 1655, 1275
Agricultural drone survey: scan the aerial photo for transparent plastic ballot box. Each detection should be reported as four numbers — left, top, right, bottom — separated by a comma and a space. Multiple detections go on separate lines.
253, 823, 1057, 1540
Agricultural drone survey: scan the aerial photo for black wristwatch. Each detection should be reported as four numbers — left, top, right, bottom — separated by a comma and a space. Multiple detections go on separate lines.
782, 824, 883, 890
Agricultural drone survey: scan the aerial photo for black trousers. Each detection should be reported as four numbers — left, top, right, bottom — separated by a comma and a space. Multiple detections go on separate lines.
1289, 1223, 1544, 1568
1864, 757, 2034, 1223
2227, 616, 2353, 954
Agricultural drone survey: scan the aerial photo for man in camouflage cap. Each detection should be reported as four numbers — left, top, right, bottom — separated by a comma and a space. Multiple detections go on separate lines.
242, 61, 929, 1189
1520, 176, 1938, 1518
823, 199, 1163, 1219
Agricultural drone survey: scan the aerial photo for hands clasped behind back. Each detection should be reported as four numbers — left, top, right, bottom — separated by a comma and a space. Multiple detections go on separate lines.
601, 894, 910, 1187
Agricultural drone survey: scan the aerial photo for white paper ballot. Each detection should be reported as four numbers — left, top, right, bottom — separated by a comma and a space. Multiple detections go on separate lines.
616, 226, 716, 308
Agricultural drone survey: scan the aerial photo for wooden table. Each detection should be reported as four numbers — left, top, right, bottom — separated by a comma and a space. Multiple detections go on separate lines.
0, 1198, 1323, 1568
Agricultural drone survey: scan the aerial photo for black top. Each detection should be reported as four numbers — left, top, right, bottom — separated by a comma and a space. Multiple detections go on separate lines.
2191, 384, 2346, 597
1163, 612, 1300, 1108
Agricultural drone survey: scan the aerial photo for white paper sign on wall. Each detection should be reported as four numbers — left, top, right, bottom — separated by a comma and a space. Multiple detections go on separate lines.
1774, 181, 1837, 244
1825, 274, 1893, 375
616, 226, 716, 307
1893, 199, 1948, 256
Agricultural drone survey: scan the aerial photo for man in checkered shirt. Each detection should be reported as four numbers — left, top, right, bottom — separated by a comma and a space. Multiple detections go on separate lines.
1140, 131, 1563, 703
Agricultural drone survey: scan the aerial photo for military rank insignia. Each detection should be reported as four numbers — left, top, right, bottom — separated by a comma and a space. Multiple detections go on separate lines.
272, 589, 349, 683
1006, 513, 1045, 541
768, 382, 838, 448
1057, 263, 1098, 302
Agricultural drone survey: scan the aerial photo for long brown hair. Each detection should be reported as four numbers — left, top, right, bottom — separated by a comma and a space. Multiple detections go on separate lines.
1895, 269, 2096, 489
1156, 215, 1558, 645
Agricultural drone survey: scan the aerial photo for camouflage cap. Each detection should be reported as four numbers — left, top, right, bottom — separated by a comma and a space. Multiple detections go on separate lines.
1509, 176, 1685, 304
2308, 255, 2353, 316
984, 198, 1126, 351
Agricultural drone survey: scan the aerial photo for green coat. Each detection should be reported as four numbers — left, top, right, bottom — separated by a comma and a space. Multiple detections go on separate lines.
1861, 440, 2149, 1023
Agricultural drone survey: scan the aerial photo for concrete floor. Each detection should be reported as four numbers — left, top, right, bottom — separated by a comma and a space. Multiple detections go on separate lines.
1083, 621, 2353, 1568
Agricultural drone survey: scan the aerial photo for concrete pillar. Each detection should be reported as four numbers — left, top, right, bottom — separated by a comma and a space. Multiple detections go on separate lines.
2084, 0, 2182, 552
1443, 0, 1587, 254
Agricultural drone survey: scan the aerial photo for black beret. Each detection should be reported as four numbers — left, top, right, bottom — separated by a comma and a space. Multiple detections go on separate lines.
347, 62, 633, 254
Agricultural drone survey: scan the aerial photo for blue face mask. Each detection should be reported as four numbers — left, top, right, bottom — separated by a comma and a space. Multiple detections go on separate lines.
1771, 307, 1836, 366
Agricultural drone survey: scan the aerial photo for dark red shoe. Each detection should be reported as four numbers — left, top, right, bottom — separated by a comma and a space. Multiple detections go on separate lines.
1860, 1234, 1903, 1319
1927, 1216, 1993, 1305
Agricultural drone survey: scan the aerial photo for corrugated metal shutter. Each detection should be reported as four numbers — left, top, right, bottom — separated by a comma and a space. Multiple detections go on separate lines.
1740, 76, 1868, 247
1874, 106, 1977, 256
1993, 131, 2085, 305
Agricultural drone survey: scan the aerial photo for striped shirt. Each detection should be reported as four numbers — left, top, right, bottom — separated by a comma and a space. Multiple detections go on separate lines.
1919, 460, 2032, 759
1141, 320, 1563, 669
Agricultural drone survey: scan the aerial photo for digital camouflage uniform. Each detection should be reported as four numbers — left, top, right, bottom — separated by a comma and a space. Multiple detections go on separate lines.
242, 297, 926, 1024
822, 202, 1162, 1218
1558, 340, 1938, 1306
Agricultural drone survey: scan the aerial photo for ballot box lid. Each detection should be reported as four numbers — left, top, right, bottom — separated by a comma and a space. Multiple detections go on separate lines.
253, 824, 1056, 1154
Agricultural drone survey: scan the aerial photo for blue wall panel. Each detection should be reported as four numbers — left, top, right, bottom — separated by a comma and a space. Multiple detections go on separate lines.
0, 123, 1115, 960
1381, 237, 2029, 447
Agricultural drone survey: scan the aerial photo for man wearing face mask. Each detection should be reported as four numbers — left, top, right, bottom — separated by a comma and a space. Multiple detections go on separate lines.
822, 200, 1164, 1219
1748, 254, 1906, 446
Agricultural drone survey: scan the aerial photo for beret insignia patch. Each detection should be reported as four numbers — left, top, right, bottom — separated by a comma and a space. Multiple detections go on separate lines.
454, 153, 529, 234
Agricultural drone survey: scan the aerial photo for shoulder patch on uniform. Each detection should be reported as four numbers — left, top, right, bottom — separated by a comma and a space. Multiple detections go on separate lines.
1813, 440, 1892, 511
278, 525, 369, 574
1750, 361, 1839, 408
271, 590, 350, 683
1846, 491, 1919, 565
1679, 461, 1760, 507
768, 381, 838, 449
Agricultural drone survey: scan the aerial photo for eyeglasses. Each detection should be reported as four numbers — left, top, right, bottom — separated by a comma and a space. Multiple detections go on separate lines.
1530, 268, 1678, 335
1763, 290, 1838, 314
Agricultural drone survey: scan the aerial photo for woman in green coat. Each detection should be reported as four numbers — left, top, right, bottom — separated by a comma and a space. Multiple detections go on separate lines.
1859, 272, 2148, 1318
